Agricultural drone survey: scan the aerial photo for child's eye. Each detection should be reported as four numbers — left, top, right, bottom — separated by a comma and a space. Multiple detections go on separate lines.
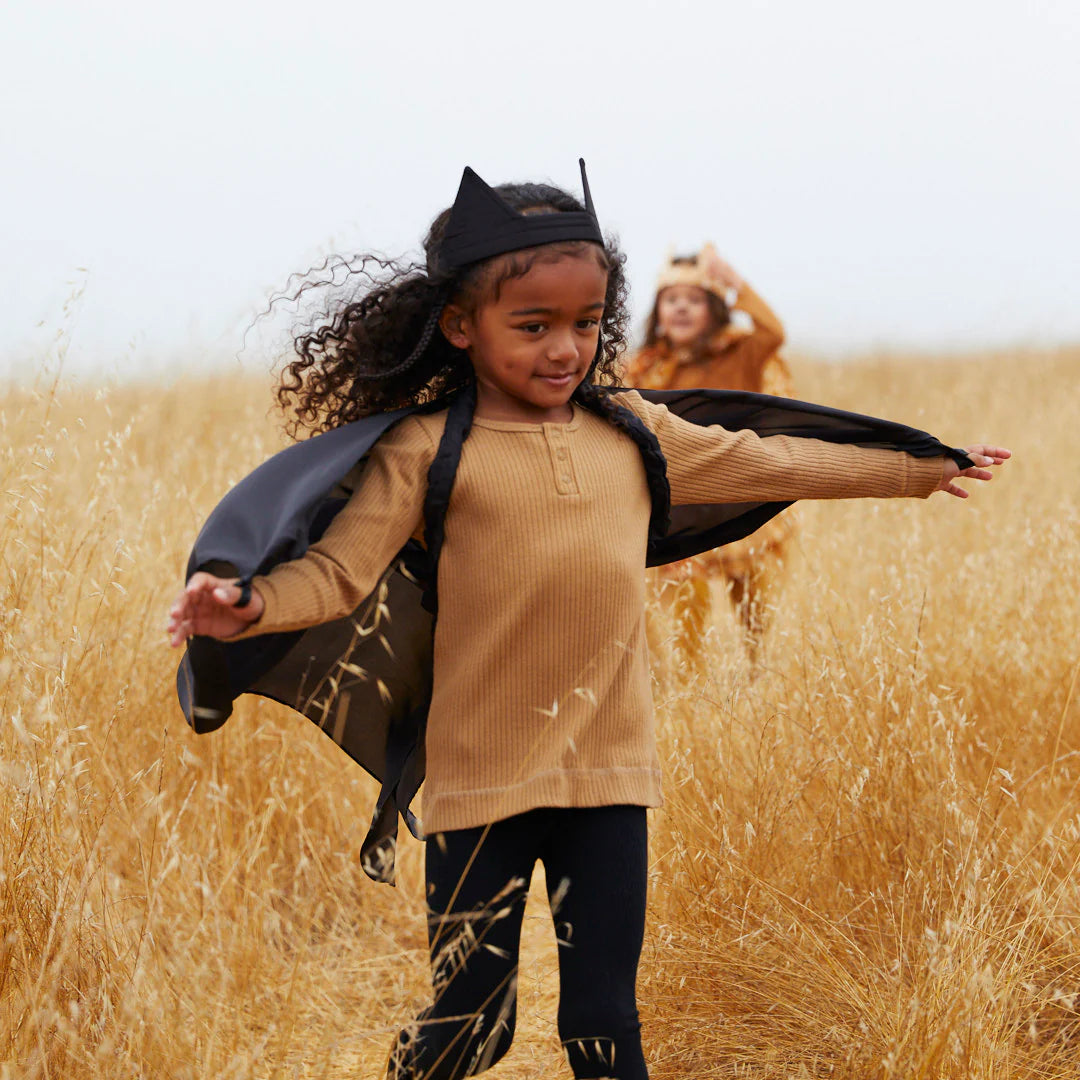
576, 318, 600, 330
518, 323, 546, 334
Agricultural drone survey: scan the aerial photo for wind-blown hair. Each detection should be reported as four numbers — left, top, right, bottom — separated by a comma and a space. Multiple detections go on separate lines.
274, 182, 629, 437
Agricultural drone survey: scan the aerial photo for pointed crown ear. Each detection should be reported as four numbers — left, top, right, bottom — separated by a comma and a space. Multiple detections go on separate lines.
655, 241, 728, 300
435, 159, 604, 273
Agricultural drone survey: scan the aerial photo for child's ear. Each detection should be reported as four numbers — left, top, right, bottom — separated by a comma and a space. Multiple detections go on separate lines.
439, 305, 472, 350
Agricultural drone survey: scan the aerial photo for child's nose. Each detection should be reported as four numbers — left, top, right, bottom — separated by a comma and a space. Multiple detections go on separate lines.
547, 330, 578, 361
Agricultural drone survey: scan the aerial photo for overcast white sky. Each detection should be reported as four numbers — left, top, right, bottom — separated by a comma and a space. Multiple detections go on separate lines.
3, 0, 1078, 379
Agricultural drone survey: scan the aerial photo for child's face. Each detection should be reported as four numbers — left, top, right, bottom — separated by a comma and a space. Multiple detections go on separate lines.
656, 284, 712, 347
442, 251, 608, 423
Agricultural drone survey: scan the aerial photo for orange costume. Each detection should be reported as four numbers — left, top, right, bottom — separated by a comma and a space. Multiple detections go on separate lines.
625, 246, 796, 664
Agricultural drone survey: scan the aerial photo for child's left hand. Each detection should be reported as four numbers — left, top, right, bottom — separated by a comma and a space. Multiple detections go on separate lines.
700, 244, 744, 294
938, 444, 1011, 498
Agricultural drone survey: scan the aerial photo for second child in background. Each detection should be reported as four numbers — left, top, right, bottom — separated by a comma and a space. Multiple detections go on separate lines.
626, 245, 795, 668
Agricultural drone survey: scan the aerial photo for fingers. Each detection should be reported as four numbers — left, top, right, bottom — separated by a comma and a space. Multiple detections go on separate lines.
167, 600, 197, 647
167, 588, 193, 646
167, 594, 194, 646
212, 583, 242, 606
167, 573, 242, 647
940, 464, 995, 499
964, 444, 1012, 465
186, 573, 240, 609
938, 450, 1001, 499
184, 570, 216, 592
702, 248, 742, 289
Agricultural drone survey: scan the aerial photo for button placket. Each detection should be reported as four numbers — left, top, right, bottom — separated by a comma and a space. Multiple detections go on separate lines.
544, 425, 579, 495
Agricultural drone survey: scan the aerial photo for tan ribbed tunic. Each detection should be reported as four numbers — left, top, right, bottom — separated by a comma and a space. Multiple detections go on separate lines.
241, 391, 944, 833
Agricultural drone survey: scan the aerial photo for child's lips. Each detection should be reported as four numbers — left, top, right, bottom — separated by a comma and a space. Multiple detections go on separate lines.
537, 372, 575, 387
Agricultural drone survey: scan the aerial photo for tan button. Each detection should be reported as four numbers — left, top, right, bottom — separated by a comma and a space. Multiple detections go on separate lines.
560, 475, 571, 485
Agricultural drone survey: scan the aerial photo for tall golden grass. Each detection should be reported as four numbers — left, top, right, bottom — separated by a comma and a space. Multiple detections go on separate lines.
1, 348, 1076, 1078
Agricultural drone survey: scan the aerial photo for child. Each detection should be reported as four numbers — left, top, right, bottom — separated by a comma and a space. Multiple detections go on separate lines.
168, 162, 1007, 1080
626, 245, 795, 667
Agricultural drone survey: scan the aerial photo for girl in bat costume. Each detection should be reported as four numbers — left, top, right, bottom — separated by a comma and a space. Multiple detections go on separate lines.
168, 162, 1008, 1080
626, 244, 795, 668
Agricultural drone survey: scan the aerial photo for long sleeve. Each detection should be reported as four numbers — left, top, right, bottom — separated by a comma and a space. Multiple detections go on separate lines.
620, 390, 944, 505
235, 415, 437, 637
729, 282, 785, 365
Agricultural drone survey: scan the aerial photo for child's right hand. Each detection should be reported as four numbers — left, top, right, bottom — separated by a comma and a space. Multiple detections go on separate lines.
167, 572, 264, 647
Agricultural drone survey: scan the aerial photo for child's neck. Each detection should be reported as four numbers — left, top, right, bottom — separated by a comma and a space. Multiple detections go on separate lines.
473, 389, 574, 425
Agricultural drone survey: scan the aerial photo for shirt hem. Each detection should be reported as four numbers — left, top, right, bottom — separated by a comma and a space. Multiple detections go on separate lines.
421, 767, 664, 835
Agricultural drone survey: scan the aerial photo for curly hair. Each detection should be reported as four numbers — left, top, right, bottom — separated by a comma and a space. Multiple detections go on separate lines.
274, 182, 630, 437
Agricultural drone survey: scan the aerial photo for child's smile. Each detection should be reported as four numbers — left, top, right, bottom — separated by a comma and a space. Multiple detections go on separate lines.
440, 251, 608, 424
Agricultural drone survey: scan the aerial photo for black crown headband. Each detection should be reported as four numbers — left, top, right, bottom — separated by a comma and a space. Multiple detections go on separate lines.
436, 158, 604, 272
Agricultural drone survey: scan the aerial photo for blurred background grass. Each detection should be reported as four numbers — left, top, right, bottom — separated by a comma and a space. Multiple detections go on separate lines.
1, 348, 1076, 1078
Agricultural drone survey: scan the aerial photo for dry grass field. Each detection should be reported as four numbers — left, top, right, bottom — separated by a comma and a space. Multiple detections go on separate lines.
1, 347, 1077, 1079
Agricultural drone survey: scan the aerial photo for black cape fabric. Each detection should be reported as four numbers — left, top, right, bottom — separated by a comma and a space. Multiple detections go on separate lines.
175, 388, 972, 883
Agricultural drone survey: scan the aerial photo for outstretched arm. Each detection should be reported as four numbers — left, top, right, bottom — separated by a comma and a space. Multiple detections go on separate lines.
166, 416, 435, 646
621, 390, 1009, 505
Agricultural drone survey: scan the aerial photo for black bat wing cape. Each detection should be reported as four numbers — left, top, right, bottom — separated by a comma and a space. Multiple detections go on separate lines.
176, 388, 972, 883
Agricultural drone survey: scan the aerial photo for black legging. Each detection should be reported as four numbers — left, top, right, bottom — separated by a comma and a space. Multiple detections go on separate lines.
388, 804, 649, 1080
